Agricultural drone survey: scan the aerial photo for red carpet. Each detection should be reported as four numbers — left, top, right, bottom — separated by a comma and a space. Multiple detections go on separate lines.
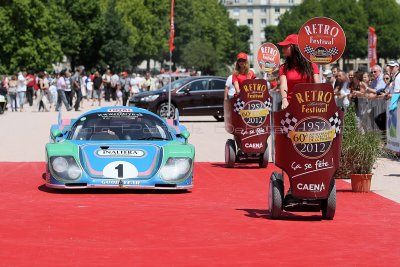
0, 162, 399, 267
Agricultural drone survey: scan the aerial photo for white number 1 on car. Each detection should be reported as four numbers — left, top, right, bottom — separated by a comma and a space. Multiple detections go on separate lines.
102, 161, 139, 179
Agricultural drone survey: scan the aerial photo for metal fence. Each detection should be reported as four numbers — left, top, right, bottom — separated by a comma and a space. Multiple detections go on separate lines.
355, 97, 387, 133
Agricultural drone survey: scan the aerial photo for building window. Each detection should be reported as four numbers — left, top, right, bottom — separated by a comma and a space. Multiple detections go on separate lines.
289, 0, 294, 4
261, 7, 267, 13
233, 8, 240, 16
234, 0, 240, 3
260, 31, 265, 40
275, 8, 280, 13
235, 19, 240, 26
248, 19, 253, 27
247, 7, 253, 14
261, 18, 267, 26
250, 42, 253, 50
260, 0, 267, 4
248, 0, 253, 4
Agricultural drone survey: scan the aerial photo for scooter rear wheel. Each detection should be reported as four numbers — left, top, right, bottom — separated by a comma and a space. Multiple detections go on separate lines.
269, 172, 284, 219
225, 139, 236, 168
322, 178, 336, 220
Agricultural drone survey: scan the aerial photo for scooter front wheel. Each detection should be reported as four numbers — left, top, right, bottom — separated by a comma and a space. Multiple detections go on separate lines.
321, 178, 336, 220
269, 171, 284, 219
225, 139, 236, 168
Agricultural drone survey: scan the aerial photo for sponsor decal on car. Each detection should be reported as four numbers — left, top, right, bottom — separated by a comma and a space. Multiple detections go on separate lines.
107, 108, 133, 112
96, 149, 146, 158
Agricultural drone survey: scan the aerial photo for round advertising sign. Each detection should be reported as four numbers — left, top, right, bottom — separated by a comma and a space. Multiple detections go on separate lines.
257, 43, 280, 72
289, 116, 334, 159
298, 17, 346, 64
240, 100, 269, 127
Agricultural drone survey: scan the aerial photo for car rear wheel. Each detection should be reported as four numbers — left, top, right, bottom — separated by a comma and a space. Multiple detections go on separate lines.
157, 102, 176, 119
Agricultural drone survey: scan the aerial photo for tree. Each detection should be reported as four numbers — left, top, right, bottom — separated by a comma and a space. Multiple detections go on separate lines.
322, 0, 368, 61
181, 39, 217, 74
265, 0, 323, 44
63, 0, 105, 70
264, 0, 368, 64
98, 0, 132, 72
0, 0, 63, 73
175, 0, 249, 74
361, 0, 400, 60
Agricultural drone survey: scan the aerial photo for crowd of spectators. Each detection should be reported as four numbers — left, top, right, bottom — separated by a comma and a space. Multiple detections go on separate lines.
0, 68, 191, 113
265, 61, 400, 110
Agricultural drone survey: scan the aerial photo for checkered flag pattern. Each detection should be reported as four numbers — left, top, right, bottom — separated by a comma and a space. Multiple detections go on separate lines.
233, 98, 245, 113
280, 112, 298, 137
304, 45, 315, 56
327, 47, 339, 56
329, 111, 341, 137
264, 98, 272, 111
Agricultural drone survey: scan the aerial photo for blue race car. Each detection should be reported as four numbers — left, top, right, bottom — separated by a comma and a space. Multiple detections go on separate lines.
44, 107, 195, 189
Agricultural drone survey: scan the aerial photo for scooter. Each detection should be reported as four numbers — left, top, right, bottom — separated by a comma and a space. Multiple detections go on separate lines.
224, 79, 272, 168
268, 83, 343, 220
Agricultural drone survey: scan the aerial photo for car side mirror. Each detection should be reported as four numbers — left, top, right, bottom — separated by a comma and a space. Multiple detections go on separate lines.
180, 130, 190, 144
51, 128, 62, 139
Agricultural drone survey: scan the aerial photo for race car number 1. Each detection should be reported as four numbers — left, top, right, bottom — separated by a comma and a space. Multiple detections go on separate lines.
103, 161, 139, 179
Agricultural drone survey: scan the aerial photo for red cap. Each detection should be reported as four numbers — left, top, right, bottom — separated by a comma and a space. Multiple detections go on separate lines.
121, 72, 128, 76
277, 34, 298, 46
237, 52, 248, 61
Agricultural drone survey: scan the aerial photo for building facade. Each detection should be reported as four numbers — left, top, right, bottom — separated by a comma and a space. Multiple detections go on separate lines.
221, 0, 303, 70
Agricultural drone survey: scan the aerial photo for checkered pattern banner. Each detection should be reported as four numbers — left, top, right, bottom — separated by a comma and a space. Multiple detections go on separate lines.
327, 47, 339, 56
264, 98, 272, 111
233, 98, 245, 113
280, 112, 298, 137
304, 45, 315, 56
329, 112, 341, 138
304, 45, 339, 57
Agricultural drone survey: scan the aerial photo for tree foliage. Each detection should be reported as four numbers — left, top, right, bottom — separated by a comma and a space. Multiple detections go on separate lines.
360, 0, 400, 60
0, 0, 63, 73
0, 0, 250, 74
264, 0, 400, 62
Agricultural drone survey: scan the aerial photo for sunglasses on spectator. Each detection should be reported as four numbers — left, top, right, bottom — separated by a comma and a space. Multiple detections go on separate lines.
371, 71, 378, 73
384, 77, 390, 80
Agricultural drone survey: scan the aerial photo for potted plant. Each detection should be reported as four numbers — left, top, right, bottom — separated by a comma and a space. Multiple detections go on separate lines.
338, 104, 383, 192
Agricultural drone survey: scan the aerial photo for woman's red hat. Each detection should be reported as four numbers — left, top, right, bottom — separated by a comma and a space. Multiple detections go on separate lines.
237, 52, 248, 60
277, 34, 298, 46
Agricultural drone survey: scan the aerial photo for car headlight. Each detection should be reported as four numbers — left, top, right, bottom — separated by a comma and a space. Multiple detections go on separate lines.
159, 157, 192, 182
140, 95, 159, 102
50, 156, 82, 180
52, 157, 68, 173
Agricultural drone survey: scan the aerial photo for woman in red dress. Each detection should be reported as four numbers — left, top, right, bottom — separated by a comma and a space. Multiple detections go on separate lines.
232, 52, 256, 94
277, 34, 319, 109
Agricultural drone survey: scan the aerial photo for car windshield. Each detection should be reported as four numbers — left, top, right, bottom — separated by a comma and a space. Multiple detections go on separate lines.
160, 77, 191, 91
69, 112, 172, 141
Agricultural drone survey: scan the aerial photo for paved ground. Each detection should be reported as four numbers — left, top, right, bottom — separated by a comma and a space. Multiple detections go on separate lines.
0, 101, 399, 203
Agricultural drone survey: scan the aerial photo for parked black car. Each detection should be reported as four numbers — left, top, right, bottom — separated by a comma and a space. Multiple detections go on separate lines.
129, 76, 226, 121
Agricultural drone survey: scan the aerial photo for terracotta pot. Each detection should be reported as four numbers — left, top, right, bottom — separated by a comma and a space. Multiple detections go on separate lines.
350, 174, 372, 192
